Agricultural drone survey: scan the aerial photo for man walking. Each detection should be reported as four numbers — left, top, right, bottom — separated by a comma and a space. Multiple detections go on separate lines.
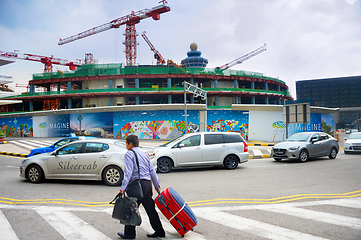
118, 134, 165, 239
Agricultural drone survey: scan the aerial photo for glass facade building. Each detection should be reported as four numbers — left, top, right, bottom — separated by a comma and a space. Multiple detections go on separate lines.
296, 76, 361, 129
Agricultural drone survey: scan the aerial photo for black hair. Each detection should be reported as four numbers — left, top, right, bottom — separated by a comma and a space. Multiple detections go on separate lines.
126, 134, 139, 147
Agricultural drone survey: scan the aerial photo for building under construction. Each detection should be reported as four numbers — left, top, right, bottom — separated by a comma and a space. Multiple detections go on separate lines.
2, 45, 292, 112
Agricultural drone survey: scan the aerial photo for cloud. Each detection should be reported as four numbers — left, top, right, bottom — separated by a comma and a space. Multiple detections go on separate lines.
1, 0, 361, 98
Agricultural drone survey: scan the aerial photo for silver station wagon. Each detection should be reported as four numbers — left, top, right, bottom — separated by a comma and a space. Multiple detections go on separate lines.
20, 139, 156, 186
154, 132, 249, 173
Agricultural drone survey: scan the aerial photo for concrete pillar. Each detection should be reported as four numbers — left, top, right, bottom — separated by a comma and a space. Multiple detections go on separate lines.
251, 82, 255, 89
135, 78, 140, 105
214, 80, 219, 106
46, 85, 51, 92
167, 78, 172, 104
277, 85, 281, 91
265, 82, 268, 91
29, 85, 35, 93
266, 97, 269, 105
252, 97, 255, 104
57, 83, 61, 91
109, 79, 113, 106
234, 80, 239, 104
190, 78, 194, 104
67, 81, 72, 109
29, 102, 33, 111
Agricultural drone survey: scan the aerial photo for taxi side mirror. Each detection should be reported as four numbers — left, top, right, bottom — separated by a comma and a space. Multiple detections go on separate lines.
179, 143, 185, 148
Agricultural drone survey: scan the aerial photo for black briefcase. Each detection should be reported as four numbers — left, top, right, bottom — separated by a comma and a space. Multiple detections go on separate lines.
110, 193, 142, 226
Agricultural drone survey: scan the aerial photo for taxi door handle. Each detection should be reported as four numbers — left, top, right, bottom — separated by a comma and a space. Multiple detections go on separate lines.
100, 155, 107, 158
70, 156, 77, 160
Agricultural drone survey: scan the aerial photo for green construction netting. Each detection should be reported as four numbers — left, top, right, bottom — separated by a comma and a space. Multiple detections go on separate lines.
3, 87, 291, 99
32, 64, 286, 85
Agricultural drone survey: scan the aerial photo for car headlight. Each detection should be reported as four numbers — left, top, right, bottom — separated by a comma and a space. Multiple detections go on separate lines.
289, 146, 300, 151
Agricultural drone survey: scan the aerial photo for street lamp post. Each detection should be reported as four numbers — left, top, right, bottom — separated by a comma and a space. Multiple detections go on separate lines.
77, 114, 83, 136
183, 81, 207, 134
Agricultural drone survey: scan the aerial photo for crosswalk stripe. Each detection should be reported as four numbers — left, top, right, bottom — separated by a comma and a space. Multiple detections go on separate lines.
259, 205, 361, 229
0, 209, 19, 240
323, 198, 361, 209
19, 140, 53, 147
10, 141, 37, 149
194, 208, 327, 240
36, 206, 111, 240
252, 149, 263, 156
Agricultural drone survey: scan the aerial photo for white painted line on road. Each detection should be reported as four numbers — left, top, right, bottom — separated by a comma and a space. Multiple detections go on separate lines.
6, 166, 19, 169
260, 205, 361, 229
9, 141, 36, 149
36, 206, 111, 240
105, 204, 207, 239
19, 140, 51, 148
323, 198, 361, 209
252, 149, 263, 156
0, 209, 20, 240
194, 208, 327, 240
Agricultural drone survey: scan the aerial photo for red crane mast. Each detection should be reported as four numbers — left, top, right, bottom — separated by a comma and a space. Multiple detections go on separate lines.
141, 31, 166, 65
0, 50, 82, 72
217, 43, 267, 70
58, 1, 170, 66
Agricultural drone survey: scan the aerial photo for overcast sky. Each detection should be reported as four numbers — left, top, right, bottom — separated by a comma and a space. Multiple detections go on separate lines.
1, 0, 361, 98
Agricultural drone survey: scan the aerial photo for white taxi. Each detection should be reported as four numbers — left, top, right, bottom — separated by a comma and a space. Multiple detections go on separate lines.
20, 139, 156, 186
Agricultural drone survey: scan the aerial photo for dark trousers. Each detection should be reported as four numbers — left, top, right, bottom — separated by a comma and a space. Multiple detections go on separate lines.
124, 179, 165, 237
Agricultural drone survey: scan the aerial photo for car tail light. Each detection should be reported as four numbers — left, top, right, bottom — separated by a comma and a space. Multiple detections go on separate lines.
243, 141, 248, 152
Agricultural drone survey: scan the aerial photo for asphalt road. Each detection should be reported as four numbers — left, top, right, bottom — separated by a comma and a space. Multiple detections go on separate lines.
1, 147, 360, 240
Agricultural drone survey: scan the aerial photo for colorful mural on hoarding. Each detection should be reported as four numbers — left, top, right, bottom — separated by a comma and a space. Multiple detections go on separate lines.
0, 116, 33, 137
70, 112, 113, 137
114, 110, 199, 139
206, 110, 249, 140
287, 113, 335, 136
47, 114, 70, 137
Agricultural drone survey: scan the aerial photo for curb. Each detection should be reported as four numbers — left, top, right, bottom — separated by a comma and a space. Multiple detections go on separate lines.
0, 151, 28, 157
248, 143, 274, 146
249, 155, 271, 159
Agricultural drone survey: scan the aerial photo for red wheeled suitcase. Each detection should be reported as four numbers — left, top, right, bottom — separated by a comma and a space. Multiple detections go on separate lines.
155, 187, 197, 237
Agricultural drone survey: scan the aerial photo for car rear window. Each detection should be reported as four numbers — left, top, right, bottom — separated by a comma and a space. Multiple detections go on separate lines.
84, 143, 107, 153
224, 134, 244, 143
204, 134, 224, 145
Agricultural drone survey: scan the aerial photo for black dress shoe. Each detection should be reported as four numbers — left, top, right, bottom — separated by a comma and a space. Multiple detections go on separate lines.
118, 232, 135, 239
147, 232, 165, 238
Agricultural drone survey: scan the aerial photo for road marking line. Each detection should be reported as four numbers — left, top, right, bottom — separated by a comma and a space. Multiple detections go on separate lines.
323, 198, 361, 209
9, 141, 36, 149
259, 205, 361, 229
194, 208, 327, 240
36, 206, 111, 240
0, 209, 19, 240
18, 140, 52, 147
252, 149, 263, 156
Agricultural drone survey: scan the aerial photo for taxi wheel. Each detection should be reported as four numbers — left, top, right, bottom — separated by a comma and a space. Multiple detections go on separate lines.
157, 157, 173, 173
26, 165, 43, 183
329, 148, 337, 159
224, 155, 239, 170
103, 166, 123, 186
299, 150, 309, 162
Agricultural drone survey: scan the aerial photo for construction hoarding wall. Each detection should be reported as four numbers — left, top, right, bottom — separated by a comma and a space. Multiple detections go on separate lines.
0, 105, 336, 141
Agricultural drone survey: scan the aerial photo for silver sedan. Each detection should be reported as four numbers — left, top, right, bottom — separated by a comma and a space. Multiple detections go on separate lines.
20, 139, 156, 186
271, 132, 339, 162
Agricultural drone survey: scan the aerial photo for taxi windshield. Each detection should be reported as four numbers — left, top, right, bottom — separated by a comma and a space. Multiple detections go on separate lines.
287, 132, 313, 142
